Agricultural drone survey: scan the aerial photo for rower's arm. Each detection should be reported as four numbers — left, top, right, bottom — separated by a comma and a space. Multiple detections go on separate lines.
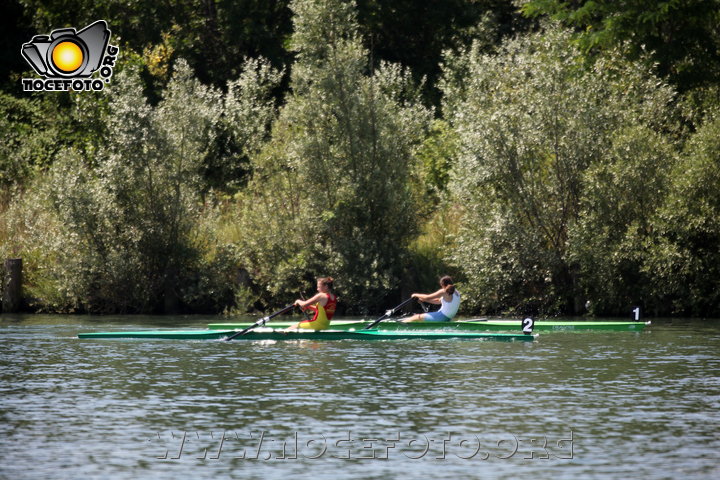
295, 293, 327, 309
412, 289, 444, 305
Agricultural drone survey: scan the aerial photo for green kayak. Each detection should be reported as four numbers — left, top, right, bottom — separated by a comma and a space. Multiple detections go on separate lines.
464, 319, 649, 331
77, 328, 534, 341
206, 319, 649, 332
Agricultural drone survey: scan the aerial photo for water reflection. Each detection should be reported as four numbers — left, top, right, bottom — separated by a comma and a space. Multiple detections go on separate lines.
1, 316, 719, 480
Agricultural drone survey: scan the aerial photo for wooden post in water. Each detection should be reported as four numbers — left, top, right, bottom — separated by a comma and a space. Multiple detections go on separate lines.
2, 258, 23, 313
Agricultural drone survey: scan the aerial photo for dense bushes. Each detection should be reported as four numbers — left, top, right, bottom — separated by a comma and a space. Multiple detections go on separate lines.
1, 1, 719, 316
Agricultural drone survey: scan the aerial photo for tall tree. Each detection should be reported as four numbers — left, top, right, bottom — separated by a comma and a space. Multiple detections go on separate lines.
646, 113, 720, 316
47, 61, 222, 312
522, 0, 720, 91
15, 0, 293, 88
356, 0, 531, 104
234, 0, 431, 312
442, 26, 676, 314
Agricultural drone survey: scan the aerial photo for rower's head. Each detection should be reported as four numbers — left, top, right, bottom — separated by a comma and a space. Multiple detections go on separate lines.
317, 276, 334, 293
440, 275, 455, 295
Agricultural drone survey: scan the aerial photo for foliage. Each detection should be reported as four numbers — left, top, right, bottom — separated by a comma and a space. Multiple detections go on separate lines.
355, 0, 532, 104
0, 93, 61, 187
204, 58, 283, 193
41, 62, 222, 312
7, 1, 531, 105
414, 119, 459, 207
569, 126, 676, 315
442, 27, 676, 315
15, 0, 293, 88
521, 0, 720, 91
2, 1, 720, 317
0, 180, 77, 311
233, 0, 432, 312
645, 114, 720, 316
405, 202, 464, 299
404, 118, 462, 298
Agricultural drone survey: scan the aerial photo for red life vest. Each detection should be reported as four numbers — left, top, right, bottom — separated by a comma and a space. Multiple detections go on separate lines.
299, 293, 337, 329
323, 293, 337, 320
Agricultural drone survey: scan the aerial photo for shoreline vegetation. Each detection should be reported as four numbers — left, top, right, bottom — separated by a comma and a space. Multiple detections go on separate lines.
2, 0, 720, 318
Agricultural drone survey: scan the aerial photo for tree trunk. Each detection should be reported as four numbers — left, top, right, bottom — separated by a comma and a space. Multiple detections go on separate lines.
3, 258, 22, 313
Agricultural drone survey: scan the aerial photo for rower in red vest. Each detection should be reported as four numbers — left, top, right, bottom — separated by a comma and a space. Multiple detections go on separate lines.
289, 277, 337, 330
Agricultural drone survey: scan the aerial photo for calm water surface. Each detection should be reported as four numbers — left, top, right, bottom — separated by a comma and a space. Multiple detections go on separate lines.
1, 315, 719, 479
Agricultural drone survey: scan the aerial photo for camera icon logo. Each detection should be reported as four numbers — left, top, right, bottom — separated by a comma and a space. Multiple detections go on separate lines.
21, 20, 119, 92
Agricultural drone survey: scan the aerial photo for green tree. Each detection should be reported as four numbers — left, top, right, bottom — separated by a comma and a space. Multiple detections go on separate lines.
8, 1, 534, 102
521, 0, 720, 92
234, 0, 432, 312
15, 0, 293, 89
204, 58, 283, 193
645, 113, 720, 316
568, 126, 676, 315
442, 26, 676, 314
2, 0, 35, 90
2, 54, 284, 313
47, 61, 222, 312
0, 93, 61, 188
355, 0, 532, 105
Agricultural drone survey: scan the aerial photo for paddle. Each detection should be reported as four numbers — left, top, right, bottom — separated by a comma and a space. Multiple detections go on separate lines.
387, 299, 427, 322
224, 304, 295, 341
363, 297, 416, 330
299, 293, 312, 322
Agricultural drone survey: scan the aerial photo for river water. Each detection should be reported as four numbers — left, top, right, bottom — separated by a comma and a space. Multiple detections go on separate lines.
1, 315, 719, 480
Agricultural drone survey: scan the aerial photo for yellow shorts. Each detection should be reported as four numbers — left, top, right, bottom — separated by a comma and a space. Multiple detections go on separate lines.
297, 303, 330, 330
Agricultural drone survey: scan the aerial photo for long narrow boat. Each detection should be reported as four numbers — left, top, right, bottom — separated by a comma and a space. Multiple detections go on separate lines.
466, 319, 649, 331
206, 319, 649, 332
77, 328, 534, 342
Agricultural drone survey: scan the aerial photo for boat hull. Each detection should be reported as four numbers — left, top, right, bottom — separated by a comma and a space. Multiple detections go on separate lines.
465, 320, 649, 331
206, 320, 648, 332
77, 328, 534, 341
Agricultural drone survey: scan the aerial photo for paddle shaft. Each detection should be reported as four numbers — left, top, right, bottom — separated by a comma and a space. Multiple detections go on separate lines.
363, 297, 416, 330
299, 293, 312, 322
224, 304, 294, 341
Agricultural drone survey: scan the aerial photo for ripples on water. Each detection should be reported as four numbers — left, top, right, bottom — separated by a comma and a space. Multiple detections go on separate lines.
1, 317, 719, 479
